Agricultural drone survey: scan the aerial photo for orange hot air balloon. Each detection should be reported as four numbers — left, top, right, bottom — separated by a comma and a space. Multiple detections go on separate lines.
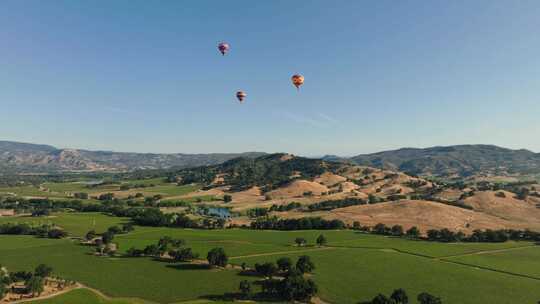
218, 42, 230, 56
291, 74, 304, 90
236, 91, 247, 103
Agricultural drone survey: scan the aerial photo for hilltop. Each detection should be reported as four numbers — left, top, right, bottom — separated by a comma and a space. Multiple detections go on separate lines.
172, 153, 540, 232
348, 144, 540, 178
3, 141, 540, 180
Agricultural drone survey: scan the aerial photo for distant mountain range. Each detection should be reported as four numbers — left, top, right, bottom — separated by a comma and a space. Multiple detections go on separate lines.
344, 145, 540, 178
0, 141, 265, 174
2, 140, 540, 178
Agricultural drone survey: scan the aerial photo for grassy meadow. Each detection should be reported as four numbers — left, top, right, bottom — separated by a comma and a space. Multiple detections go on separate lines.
1, 212, 540, 304
1, 174, 539, 304
0, 212, 128, 236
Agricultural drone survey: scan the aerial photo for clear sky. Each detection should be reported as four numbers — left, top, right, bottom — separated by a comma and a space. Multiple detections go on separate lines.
1, 1, 539, 156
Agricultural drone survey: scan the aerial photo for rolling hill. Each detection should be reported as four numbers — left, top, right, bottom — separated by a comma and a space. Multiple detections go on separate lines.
171, 153, 540, 232
348, 144, 540, 178
3, 141, 540, 180
0, 140, 265, 174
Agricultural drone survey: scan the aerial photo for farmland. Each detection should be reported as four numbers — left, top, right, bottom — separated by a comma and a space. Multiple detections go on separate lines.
0, 212, 128, 236
0, 179, 203, 202
1, 172, 540, 304
1, 212, 540, 304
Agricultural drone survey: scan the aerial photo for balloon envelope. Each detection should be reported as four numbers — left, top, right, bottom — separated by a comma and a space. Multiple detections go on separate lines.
218, 42, 230, 55
236, 91, 247, 103
291, 74, 304, 89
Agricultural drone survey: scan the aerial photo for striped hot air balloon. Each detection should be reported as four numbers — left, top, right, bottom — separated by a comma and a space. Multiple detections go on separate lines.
236, 91, 247, 103
291, 74, 304, 90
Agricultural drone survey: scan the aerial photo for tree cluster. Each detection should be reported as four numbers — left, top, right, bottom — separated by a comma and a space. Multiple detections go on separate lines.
0, 223, 67, 239
240, 255, 318, 302
307, 198, 367, 211
250, 216, 345, 230
364, 288, 442, 304
0, 264, 55, 298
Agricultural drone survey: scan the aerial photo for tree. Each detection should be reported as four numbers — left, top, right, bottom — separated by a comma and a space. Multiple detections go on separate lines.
239, 280, 251, 299
280, 272, 318, 301
170, 248, 198, 262
417, 292, 442, 304
296, 255, 315, 274
373, 223, 388, 235
101, 231, 115, 244
0, 282, 6, 299
126, 247, 144, 257
371, 294, 392, 304
255, 262, 277, 278
207, 248, 228, 267
368, 194, 379, 204
122, 223, 134, 233
47, 228, 67, 239
390, 288, 409, 304
294, 237, 307, 247
427, 229, 440, 241
98, 193, 114, 201
34, 264, 52, 278
391, 225, 404, 236
107, 226, 122, 234
26, 276, 44, 296
316, 234, 327, 247
406, 226, 420, 239
143, 244, 160, 256
85, 230, 96, 241
516, 188, 529, 200
277, 257, 292, 272
353, 221, 361, 230
223, 194, 232, 203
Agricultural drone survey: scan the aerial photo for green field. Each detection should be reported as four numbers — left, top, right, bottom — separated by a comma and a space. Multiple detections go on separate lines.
0, 212, 128, 236
1, 213, 540, 304
29, 288, 142, 304
1, 180, 199, 200
133, 184, 200, 196
0, 185, 68, 198
31, 288, 240, 304
0, 236, 252, 303
446, 245, 540, 279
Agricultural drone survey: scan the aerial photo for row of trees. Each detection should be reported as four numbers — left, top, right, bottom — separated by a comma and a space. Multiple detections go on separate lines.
354, 222, 540, 243
131, 208, 227, 229
125, 236, 199, 262
0, 223, 67, 239
364, 288, 442, 304
426, 228, 540, 243
246, 202, 303, 218
250, 216, 345, 230
307, 198, 367, 211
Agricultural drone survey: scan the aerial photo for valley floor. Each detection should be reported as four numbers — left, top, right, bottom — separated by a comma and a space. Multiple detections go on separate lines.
1, 213, 540, 304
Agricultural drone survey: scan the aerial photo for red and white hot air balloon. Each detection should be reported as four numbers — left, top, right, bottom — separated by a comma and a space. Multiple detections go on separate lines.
291, 74, 304, 90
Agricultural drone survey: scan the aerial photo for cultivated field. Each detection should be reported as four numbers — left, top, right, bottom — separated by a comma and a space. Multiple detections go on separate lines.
0, 212, 128, 236
1, 213, 540, 304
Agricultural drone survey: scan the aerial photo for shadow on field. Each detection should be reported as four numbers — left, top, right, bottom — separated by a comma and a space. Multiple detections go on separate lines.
166, 263, 211, 270
200, 292, 284, 303
238, 269, 261, 277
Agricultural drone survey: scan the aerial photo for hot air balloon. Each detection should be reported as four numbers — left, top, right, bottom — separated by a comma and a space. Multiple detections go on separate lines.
218, 42, 230, 56
236, 91, 247, 103
291, 74, 304, 90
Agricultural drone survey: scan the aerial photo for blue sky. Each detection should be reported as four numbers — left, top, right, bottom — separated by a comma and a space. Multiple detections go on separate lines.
1, 1, 539, 155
